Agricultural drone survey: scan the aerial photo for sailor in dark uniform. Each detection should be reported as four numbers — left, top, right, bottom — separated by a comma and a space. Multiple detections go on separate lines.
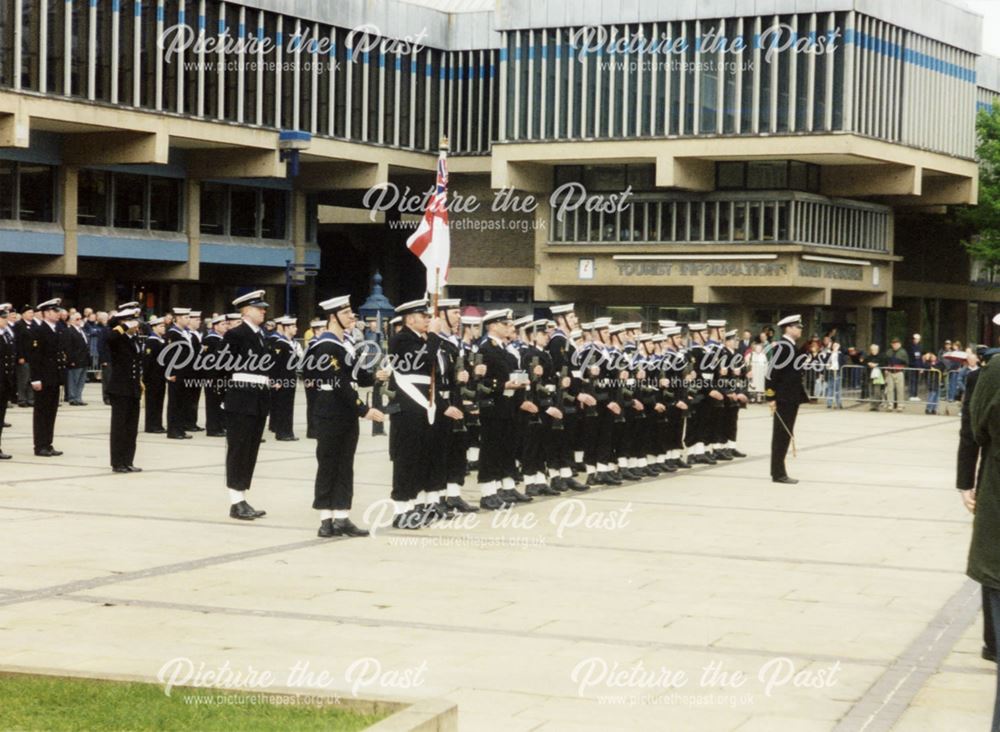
201, 314, 229, 437
306, 295, 385, 538
387, 298, 441, 528
185, 311, 204, 432
459, 314, 483, 470
547, 303, 590, 491
684, 323, 716, 465
766, 314, 809, 484
165, 307, 194, 439
718, 329, 749, 459
303, 317, 326, 440
142, 317, 168, 433
661, 325, 691, 470
106, 307, 144, 473
0, 306, 15, 458
222, 290, 272, 520
28, 298, 66, 457
267, 315, 300, 441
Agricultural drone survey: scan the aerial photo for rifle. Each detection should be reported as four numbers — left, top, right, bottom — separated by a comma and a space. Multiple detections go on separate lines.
451, 350, 468, 433
459, 351, 481, 427
552, 365, 576, 431
472, 352, 495, 410
525, 356, 542, 425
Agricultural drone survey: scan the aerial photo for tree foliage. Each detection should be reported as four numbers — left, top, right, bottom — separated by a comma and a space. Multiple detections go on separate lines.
957, 103, 1000, 270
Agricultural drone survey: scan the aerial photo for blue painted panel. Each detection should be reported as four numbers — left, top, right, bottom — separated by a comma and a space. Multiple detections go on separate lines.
77, 234, 189, 261
0, 228, 64, 255
200, 242, 293, 267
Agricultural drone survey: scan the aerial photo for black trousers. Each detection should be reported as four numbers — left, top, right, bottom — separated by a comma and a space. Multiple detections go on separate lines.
144, 379, 165, 432
313, 416, 360, 510
185, 383, 202, 429
225, 411, 267, 491
269, 385, 295, 437
16, 362, 33, 405
0, 392, 6, 446
477, 402, 512, 484
305, 388, 317, 439
520, 416, 546, 476
166, 380, 187, 436
770, 400, 800, 479
685, 401, 705, 447
391, 409, 434, 500
205, 388, 225, 434
32, 383, 59, 450
109, 394, 140, 468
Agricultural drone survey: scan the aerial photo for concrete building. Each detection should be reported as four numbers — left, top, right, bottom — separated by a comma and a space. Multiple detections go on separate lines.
0, 0, 995, 345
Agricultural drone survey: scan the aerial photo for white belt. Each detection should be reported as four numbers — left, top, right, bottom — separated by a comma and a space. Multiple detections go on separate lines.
571, 370, 582, 379
318, 384, 334, 391
233, 373, 268, 385
438, 390, 450, 399
701, 372, 714, 380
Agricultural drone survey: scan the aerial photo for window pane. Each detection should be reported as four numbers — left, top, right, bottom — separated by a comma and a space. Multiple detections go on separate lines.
113, 172, 146, 229
0, 161, 13, 219
260, 188, 287, 239
717, 162, 744, 190
19, 164, 54, 222
747, 161, 788, 189
200, 183, 227, 235
149, 177, 181, 231
77, 169, 109, 226
230, 186, 257, 237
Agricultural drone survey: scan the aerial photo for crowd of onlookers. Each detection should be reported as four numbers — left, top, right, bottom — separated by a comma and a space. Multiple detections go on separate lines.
738, 329, 985, 415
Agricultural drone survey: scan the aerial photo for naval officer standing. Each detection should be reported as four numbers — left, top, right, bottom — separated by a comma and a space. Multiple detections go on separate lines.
106, 307, 144, 473
222, 290, 272, 521
29, 298, 66, 457
766, 314, 809, 484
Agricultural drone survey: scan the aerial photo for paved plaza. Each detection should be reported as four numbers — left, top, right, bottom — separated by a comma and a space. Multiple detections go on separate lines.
0, 386, 993, 731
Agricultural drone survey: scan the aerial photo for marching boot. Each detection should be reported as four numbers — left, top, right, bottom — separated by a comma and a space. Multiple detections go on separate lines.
564, 476, 589, 491
445, 495, 479, 513
331, 518, 370, 537
479, 495, 505, 511
317, 519, 335, 537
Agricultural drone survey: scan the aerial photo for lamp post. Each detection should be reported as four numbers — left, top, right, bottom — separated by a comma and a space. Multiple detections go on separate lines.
358, 271, 395, 435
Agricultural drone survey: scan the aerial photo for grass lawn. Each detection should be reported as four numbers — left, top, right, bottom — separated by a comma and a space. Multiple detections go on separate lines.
0, 673, 389, 731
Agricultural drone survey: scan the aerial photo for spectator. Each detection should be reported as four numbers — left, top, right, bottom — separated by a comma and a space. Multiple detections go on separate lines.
924, 352, 943, 415
64, 311, 90, 406
738, 329, 753, 355
826, 342, 845, 409
866, 344, 885, 411
958, 351, 980, 406
92, 312, 112, 405
907, 333, 924, 401
749, 343, 767, 403
884, 337, 909, 411
947, 340, 965, 402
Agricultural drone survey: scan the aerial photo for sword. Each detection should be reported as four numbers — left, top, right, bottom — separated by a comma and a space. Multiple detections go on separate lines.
772, 407, 797, 458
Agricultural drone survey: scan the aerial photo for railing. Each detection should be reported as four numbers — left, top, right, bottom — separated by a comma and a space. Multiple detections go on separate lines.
813, 365, 960, 413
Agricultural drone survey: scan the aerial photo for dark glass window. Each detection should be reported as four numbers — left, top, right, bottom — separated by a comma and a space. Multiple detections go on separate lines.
0, 160, 14, 219
204, 0, 221, 118
113, 172, 146, 229
717, 162, 745, 190
77, 169, 110, 226
18, 164, 53, 221
118, 0, 136, 104
0, 0, 13, 87
261, 12, 278, 126
141, 1, 158, 108
199, 182, 227, 235
95, 0, 113, 101
229, 186, 256, 237
748, 161, 788, 189
20, 0, 40, 90
149, 177, 181, 231
260, 188, 287, 239
70, 0, 89, 96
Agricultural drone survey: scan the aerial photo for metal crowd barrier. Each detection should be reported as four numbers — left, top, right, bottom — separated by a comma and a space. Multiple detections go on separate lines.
809, 364, 961, 414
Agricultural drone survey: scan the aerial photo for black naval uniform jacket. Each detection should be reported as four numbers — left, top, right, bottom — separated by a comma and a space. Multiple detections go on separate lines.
267, 332, 298, 390
477, 335, 515, 414
142, 335, 166, 387
201, 331, 226, 394
222, 321, 272, 417
106, 324, 143, 398
165, 326, 195, 382
388, 327, 439, 415
303, 333, 371, 419
29, 321, 67, 387
765, 336, 809, 404
0, 326, 15, 403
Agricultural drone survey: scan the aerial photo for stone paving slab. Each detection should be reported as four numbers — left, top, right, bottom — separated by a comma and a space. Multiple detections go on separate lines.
0, 384, 991, 730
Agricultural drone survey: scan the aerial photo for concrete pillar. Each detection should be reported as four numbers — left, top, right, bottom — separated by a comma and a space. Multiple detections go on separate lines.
185, 179, 201, 282
290, 190, 315, 320
100, 276, 115, 312
61, 166, 79, 276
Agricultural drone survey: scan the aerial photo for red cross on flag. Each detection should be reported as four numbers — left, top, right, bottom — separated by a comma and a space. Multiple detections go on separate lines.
406, 146, 450, 297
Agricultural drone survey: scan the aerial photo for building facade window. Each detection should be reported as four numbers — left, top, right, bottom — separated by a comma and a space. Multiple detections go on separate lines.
199, 182, 289, 240
0, 160, 55, 222
79, 170, 183, 232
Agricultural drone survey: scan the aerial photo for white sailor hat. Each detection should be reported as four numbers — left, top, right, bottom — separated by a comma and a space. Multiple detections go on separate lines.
275, 315, 297, 326
636, 333, 653, 342
437, 298, 462, 309
310, 318, 326, 328
663, 326, 683, 336
232, 290, 269, 309
395, 298, 431, 316
0, 302, 11, 311
724, 329, 738, 339
593, 317, 612, 329
116, 307, 141, 320
460, 315, 482, 326
688, 323, 707, 332
189, 310, 202, 318
550, 303, 575, 316
36, 298, 61, 312
651, 334, 667, 343
210, 314, 226, 325
482, 308, 513, 325
320, 295, 351, 313
0, 306, 8, 317
148, 316, 165, 326
389, 316, 402, 326
171, 307, 191, 316
993, 313, 1000, 326
527, 319, 549, 332
608, 324, 626, 334
569, 329, 582, 339
117, 301, 140, 311
546, 320, 556, 328
658, 319, 676, 328
226, 312, 242, 321
777, 314, 803, 328
707, 319, 727, 328
512, 315, 534, 328
623, 321, 642, 330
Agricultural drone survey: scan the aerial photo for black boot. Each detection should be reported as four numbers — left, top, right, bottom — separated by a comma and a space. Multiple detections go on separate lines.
317, 519, 335, 537
445, 495, 479, 513
332, 518, 370, 537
